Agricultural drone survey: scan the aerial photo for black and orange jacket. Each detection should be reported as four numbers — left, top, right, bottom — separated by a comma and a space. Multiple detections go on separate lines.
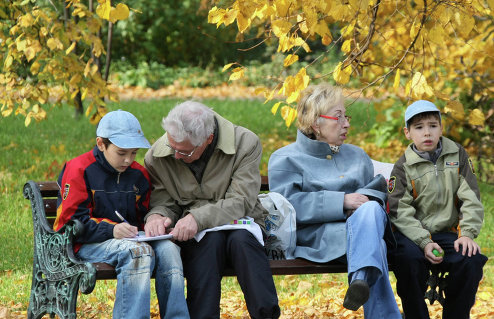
54, 146, 151, 251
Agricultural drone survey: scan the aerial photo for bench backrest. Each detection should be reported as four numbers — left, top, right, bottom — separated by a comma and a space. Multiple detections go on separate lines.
37, 161, 392, 227
35, 178, 270, 228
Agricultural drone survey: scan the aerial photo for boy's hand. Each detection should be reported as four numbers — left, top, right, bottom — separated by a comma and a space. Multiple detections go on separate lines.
424, 242, 443, 264
113, 223, 138, 239
455, 236, 480, 257
144, 214, 172, 237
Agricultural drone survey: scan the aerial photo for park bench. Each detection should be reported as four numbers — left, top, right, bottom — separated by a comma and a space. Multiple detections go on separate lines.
24, 160, 445, 319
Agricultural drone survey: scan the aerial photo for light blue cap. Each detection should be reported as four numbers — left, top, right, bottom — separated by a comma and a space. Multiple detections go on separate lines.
405, 100, 441, 126
96, 110, 151, 149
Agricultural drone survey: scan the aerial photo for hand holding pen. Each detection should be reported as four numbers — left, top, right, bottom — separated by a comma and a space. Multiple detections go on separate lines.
113, 210, 138, 239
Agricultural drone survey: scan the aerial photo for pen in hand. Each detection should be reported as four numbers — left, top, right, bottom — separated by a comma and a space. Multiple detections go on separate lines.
115, 211, 129, 224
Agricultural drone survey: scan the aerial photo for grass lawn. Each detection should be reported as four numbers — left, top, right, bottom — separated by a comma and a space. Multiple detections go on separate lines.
0, 97, 492, 317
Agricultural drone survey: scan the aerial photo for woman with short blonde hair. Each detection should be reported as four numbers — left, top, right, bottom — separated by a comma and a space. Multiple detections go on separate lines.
269, 83, 401, 319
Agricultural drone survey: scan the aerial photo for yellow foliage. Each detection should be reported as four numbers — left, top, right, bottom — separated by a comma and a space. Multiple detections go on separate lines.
469, 108, 485, 126
444, 100, 465, 121
271, 101, 281, 115
333, 62, 351, 85
283, 54, 298, 67
229, 67, 245, 81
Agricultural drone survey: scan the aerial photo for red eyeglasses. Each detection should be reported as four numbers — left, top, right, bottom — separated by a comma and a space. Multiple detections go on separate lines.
319, 114, 351, 124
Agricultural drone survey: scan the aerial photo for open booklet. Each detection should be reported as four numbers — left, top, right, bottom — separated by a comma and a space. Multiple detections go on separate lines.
125, 232, 173, 242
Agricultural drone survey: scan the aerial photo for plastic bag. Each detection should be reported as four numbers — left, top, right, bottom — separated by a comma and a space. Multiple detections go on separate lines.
259, 192, 296, 260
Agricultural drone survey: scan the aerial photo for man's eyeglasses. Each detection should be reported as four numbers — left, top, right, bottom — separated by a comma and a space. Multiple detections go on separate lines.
166, 143, 198, 157
319, 114, 351, 125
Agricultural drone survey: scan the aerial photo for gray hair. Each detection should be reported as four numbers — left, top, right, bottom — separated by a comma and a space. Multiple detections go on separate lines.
296, 83, 344, 135
162, 101, 215, 146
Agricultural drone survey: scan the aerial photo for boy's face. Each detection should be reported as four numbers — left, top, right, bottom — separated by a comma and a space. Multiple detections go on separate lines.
404, 115, 442, 152
96, 137, 138, 172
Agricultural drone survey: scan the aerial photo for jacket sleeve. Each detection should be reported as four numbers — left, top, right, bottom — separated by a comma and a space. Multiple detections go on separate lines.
144, 155, 184, 224
268, 154, 346, 225
187, 134, 266, 230
55, 163, 115, 243
388, 156, 433, 249
456, 146, 484, 239
355, 155, 388, 206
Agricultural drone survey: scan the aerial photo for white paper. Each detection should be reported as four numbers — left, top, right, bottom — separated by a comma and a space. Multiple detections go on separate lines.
125, 232, 173, 242
194, 216, 264, 246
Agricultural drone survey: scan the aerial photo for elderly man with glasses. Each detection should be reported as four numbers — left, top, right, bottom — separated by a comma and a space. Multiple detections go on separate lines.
143, 101, 280, 319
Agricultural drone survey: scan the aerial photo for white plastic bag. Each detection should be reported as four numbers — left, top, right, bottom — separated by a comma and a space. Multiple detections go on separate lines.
259, 192, 296, 260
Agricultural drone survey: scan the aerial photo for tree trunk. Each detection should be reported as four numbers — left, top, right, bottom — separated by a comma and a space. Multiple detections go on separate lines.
64, 1, 84, 117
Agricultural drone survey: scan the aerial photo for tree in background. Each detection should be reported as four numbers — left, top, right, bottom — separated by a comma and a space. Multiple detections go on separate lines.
208, 0, 494, 180
0, 0, 128, 125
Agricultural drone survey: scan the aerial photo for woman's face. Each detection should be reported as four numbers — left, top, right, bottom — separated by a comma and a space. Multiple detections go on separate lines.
313, 104, 350, 146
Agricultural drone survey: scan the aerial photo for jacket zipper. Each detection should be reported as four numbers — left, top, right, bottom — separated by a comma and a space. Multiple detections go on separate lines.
117, 172, 121, 184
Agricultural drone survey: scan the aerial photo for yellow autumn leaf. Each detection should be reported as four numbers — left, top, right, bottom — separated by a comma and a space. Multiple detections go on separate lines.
272, 19, 292, 38
281, 105, 297, 127
488, 0, 494, 11
110, 3, 130, 23
96, 0, 111, 20
2, 108, 13, 117
47, 38, 62, 51
24, 47, 36, 62
70, 74, 82, 87
444, 100, 465, 120
393, 69, 400, 89
25, 114, 32, 127
237, 13, 250, 33
468, 108, 485, 126
208, 7, 224, 26
333, 62, 351, 85
407, 72, 433, 99
66, 42, 76, 55
321, 34, 332, 46
222, 63, 235, 72
4, 55, 13, 69
19, 13, 34, 28
223, 9, 238, 27
271, 101, 281, 115
283, 54, 298, 67
341, 39, 352, 54
90, 109, 103, 125
229, 67, 244, 81
16, 39, 27, 52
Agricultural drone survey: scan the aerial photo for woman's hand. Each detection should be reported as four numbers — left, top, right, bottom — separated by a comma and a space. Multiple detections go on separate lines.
343, 193, 369, 210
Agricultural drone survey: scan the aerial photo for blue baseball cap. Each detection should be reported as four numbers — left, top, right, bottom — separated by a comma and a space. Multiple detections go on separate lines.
405, 100, 441, 126
96, 110, 151, 149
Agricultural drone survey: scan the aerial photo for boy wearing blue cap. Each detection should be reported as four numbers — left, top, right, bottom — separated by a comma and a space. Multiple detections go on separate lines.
54, 110, 189, 319
387, 100, 487, 319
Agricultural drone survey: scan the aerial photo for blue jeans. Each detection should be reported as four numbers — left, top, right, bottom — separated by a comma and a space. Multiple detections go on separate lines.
346, 201, 401, 319
77, 238, 189, 319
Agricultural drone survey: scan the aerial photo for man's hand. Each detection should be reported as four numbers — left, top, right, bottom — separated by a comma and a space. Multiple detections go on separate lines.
113, 223, 138, 239
171, 214, 198, 241
343, 193, 369, 210
144, 214, 172, 237
424, 242, 443, 264
455, 236, 480, 257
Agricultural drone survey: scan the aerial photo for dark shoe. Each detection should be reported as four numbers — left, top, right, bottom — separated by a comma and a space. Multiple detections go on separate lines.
343, 279, 370, 311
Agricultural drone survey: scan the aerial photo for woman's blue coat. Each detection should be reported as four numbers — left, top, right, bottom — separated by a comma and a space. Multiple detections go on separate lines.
268, 130, 388, 262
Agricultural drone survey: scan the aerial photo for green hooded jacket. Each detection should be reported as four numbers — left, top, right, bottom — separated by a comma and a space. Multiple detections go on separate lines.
388, 137, 483, 249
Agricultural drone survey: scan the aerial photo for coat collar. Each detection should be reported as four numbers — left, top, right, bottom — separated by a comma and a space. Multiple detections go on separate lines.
152, 112, 236, 158
295, 129, 337, 157
405, 137, 459, 165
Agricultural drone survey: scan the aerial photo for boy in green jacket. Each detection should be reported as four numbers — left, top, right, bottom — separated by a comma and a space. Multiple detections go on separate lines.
388, 100, 487, 319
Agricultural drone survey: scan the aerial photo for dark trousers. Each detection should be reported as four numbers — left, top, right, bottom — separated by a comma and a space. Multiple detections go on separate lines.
180, 230, 280, 319
391, 232, 487, 319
